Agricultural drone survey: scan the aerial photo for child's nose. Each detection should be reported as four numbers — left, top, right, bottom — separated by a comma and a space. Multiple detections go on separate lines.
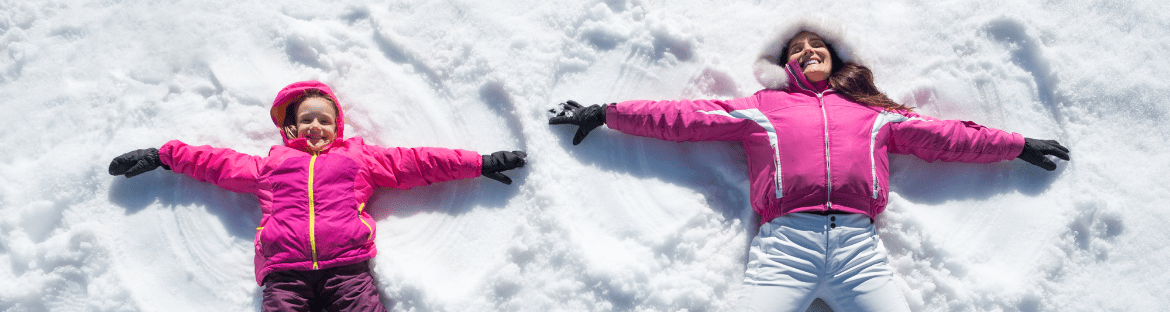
307, 121, 323, 132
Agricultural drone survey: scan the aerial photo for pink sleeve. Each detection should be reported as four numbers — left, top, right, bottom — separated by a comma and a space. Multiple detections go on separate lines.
887, 113, 1025, 163
605, 95, 764, 142
158, 140, 264, 194
362, 145, 483, 189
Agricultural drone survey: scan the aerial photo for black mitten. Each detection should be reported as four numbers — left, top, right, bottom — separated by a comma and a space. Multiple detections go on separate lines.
1017, 138, 1070, 171
482, 151, 527, 185
548, 100, 608, 145
109, 148, 170, 178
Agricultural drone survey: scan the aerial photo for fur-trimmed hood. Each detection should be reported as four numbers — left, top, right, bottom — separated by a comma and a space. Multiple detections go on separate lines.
752, 16, 869, 90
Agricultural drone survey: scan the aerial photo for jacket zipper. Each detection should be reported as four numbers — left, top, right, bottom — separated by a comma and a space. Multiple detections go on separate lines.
786, 65, 834, 211
818, 93, 832, 210
772, 142, 783, 198
358, 203, 373, 241
256, 225, 264, 249
308, 152, 320, 270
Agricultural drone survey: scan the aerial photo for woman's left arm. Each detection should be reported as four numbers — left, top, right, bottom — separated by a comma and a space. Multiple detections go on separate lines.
887, 113, 1068, 169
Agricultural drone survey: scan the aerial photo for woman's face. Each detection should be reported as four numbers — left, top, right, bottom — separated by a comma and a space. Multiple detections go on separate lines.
785, 31, 833, 82
293, 97, 337, 152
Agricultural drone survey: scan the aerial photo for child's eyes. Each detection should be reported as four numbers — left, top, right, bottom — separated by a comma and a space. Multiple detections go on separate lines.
299, 118, 333, 125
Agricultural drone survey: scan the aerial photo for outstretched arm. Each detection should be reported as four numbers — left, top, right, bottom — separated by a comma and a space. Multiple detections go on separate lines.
365, 145, 524, 189
548, 96, 763, 145
158, 140, 264, 193
888, 116, 1069, 170
108, 140, 264, 194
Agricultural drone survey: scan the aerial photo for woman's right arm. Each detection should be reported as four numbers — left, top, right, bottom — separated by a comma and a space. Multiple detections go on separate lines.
550, 94, 763, 144
157, 140, 264, 194
607, 96, 765, 142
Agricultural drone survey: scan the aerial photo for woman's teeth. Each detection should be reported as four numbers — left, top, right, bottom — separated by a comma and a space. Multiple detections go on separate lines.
803, 59, 820, 68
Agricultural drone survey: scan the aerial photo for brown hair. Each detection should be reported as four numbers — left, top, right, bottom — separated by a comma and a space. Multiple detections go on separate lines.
829, 63, 912, 111
281, 89, 338, 140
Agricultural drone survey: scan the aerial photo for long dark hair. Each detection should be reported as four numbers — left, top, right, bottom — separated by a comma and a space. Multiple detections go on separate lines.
829, 63, 912, 111
781, 34, 911, 112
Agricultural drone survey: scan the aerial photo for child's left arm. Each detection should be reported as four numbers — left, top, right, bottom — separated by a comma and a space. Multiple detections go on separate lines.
364, 145, 525, 189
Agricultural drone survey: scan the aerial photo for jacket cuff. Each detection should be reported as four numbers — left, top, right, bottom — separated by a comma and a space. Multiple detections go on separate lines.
1006, 132, 1026, 161
157, 140, 182, 168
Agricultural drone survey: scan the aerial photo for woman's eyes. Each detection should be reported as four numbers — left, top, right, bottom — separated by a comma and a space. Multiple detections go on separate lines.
789, 41, 825, 55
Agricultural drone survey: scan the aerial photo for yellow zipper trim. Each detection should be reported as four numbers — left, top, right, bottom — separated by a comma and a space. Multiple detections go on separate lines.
357, 203, 373, 241
256, 226, 264, 248
308, 153, 319, 270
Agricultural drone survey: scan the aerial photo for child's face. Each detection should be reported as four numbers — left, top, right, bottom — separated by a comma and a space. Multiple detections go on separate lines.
294, 97, 338, 151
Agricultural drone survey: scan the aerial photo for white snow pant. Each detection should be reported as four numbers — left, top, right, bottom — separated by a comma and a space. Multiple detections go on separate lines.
736, 213, 910, 312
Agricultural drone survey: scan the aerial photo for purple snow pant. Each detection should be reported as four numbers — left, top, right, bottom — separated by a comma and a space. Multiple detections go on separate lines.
261, 261, 388, 312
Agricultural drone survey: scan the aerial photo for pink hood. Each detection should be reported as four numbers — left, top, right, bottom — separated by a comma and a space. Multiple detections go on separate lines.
752, 15, 869, 90
269, 80, 346, 149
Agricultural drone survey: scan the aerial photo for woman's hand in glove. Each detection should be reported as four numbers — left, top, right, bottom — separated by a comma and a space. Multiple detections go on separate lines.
1017, 138, 1070, 171
548, 100, 607, 145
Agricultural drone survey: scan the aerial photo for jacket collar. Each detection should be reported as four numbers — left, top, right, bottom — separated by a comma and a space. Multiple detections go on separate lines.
783, 59, 832, 95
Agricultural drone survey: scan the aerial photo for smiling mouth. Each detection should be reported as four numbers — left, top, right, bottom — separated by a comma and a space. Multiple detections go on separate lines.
801, 59, 820, 69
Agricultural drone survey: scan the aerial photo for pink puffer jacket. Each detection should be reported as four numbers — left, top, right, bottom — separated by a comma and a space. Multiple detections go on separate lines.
606, 60, 1024, 224
158, 81, 482, 285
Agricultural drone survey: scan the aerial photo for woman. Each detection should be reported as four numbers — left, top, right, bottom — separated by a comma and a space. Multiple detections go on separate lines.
548, 19, 1068, 312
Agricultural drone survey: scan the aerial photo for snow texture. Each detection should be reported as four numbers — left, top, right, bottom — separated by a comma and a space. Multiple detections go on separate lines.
1, 0, 1167, 311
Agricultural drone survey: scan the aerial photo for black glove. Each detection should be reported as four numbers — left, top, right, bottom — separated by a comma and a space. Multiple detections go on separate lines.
482, 151, 527, 185
109, 148, 171, 178
548, 100, 607, 145
1017, 138, 1070, 171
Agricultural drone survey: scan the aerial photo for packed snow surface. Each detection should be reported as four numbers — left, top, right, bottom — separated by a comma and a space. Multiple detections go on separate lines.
2, 0, 1168, 311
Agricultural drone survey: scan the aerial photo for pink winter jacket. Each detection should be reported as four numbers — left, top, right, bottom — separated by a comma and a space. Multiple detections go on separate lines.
606, 61, 1025, 224
158, 81, 483, 285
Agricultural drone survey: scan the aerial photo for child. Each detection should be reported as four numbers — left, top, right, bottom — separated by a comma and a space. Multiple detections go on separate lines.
109, 80, 526, 311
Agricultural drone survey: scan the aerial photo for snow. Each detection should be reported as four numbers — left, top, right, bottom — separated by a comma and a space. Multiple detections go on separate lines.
1, 0, 1168, 311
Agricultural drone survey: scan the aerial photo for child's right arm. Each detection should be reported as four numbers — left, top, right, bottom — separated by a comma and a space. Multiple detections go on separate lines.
160, 140, 264, 194
109, 140, 264, 194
